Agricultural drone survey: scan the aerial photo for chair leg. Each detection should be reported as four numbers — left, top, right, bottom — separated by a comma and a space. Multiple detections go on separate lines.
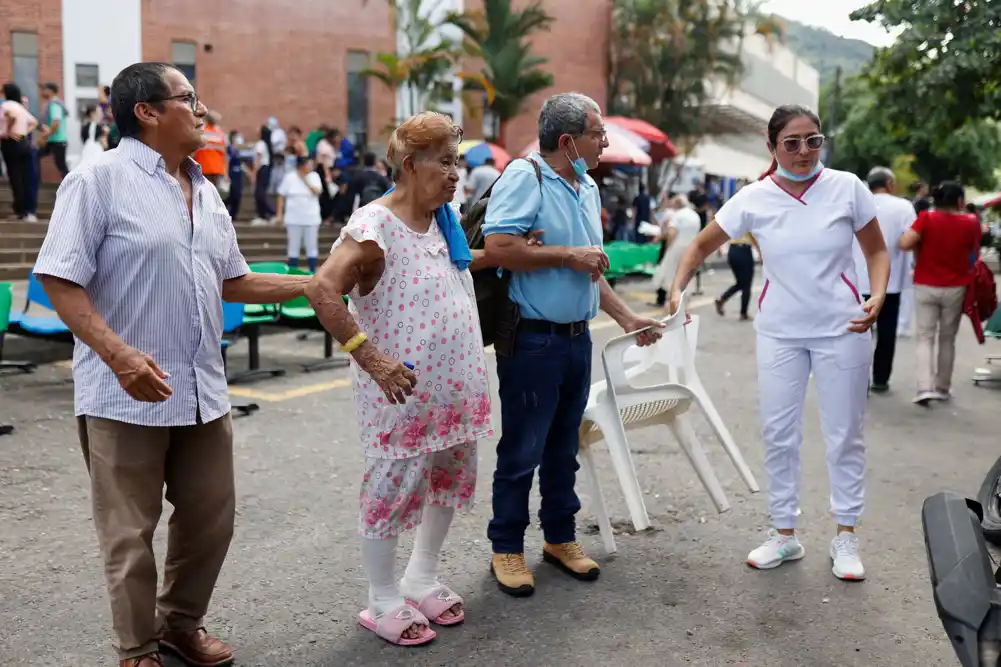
578, 439, 617, 554
690, 381, 760, 493
228, 326, 286, 384
301, 332, 350, 372
0, 423, 13, 436
598, 411, 651, 531
668, 413, 730, 513
231, 402, 260, 417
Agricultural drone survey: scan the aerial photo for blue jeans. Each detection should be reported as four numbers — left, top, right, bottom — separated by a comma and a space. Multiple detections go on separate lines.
488, 328, 592, 553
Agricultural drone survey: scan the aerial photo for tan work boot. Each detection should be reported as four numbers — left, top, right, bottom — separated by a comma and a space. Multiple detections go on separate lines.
543, 541, 600, 581
491, 553, 535, 597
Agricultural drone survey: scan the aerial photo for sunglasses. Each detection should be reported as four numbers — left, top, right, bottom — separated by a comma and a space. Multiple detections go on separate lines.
780, 134, 825, 153
146, 91, 199, 112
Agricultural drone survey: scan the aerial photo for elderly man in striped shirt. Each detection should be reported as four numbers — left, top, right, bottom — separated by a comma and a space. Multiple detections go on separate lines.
34, 63, 309, 667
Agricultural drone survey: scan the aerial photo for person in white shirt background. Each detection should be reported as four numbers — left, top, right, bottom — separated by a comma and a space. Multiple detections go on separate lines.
651, 195, 702, 307
669, 104, 890, 582
851, 166, 916, 393
277, 155, 324, 273
453, 154, 468, 214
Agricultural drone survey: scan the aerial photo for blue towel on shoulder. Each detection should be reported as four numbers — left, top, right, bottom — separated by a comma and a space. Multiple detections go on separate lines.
383, 187, 472, 270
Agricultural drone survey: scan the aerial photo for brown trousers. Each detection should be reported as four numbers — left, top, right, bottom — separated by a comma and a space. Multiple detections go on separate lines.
78, 414, 235, 659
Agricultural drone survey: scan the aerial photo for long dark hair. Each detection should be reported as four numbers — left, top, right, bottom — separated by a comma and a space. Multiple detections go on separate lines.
259, 125, 274, 166
931, 181, 965, 210
2, 81, 22, 102
759, 104, 822, 180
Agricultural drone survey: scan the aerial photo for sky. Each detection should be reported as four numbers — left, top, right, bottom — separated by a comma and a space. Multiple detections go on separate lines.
759, 0, 900, 47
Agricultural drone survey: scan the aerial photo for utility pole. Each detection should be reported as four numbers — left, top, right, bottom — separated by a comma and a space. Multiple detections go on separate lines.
828, 65, 842, 165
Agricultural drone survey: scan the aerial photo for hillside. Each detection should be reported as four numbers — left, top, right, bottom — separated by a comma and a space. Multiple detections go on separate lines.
779, 18, 876, 88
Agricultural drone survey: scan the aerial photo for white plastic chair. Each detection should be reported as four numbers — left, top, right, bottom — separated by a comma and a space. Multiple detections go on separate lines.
578, 292, 759, 554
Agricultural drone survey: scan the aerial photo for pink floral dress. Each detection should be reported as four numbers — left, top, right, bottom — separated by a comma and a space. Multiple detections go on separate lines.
333, 203, 493, 538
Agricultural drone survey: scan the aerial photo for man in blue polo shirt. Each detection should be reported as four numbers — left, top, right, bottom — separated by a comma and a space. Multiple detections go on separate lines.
482, 92, 662, 597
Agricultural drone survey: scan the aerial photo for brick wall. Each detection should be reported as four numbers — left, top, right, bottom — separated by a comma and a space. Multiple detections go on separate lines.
461, 0, 611, 155
0, 0, 64, 182
140, 0, 396, 151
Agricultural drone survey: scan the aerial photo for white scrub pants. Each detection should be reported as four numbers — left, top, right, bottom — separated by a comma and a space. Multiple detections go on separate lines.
756, 333, 872, 530
286, 223, 319, 259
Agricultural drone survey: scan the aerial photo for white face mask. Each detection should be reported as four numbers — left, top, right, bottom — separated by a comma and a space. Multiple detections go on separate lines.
233, 134, 244, 145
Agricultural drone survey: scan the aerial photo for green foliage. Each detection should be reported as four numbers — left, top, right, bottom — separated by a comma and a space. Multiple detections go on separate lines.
821, 74, 1001, 190
607, 0, 776, 143
852, 0, 1001, 131
780, 20, 874, 88
446, 0, 555, 146
362, 0, 459, 120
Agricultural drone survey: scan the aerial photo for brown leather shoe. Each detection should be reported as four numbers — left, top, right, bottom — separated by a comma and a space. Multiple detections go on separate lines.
159, 628, 233, 667
120, 653, 162, 667
543, 541, 600, 581
490, 553, 535, 597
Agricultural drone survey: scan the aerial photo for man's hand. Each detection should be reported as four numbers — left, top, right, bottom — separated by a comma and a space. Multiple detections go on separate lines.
356, 345, 417, 404
567, 246, 610, 281
107, 346, 173, 402
667, 288, 692, 325
622, 314, 665, 347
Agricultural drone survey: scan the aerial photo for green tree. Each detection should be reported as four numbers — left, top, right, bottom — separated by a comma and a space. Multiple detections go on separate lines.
852, 0, 1001, 131
446, 0, 555, 147
362, 0, 459, 124
821, 74, 1001, 190
608, 0, 778, 144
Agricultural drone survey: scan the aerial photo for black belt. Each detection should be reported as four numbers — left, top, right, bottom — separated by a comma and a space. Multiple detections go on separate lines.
518, 318, 589, 337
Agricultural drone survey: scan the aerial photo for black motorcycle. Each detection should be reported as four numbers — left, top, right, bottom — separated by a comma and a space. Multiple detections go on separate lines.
978, 458, 1001, 546
923, 491, 1001, 666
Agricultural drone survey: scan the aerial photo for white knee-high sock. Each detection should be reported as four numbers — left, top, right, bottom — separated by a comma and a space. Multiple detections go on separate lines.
360, 535, 404, 617
399, 505, 455, 599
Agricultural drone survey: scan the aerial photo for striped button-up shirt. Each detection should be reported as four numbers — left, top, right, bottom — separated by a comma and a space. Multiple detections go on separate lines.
33, 137, 250, 427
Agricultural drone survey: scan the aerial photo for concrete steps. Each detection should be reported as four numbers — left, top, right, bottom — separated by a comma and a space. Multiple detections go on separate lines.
0, 219, 340, 281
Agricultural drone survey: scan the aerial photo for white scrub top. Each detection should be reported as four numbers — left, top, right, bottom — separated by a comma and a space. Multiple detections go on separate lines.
851, 192, 916, 295
715, 169, 878, 340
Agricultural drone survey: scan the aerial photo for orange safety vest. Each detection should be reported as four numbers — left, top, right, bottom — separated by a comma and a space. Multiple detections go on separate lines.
194, 124, 226, 175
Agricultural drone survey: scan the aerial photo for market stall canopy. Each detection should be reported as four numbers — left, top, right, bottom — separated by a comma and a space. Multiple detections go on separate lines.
458, 140, 511, 170
519, 123, 652, 166
973, 191, 1001, 208
606, 116, 678, 160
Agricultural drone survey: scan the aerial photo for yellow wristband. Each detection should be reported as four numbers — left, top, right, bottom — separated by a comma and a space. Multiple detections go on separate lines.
341, 332, 367, 354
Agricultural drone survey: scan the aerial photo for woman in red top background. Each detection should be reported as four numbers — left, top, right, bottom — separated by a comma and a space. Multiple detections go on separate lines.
899, 181, 982, 405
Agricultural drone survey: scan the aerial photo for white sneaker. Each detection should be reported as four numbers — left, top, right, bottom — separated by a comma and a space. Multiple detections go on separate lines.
933, 389, 952, 401
22, 213, 38, 222
747, 530, 805, 569
913, 390, 937, 406
830, 532, 865, 580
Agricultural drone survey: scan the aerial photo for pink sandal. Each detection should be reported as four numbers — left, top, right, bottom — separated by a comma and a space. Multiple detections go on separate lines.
406, 585, 465, 626
358, 604, 436, 646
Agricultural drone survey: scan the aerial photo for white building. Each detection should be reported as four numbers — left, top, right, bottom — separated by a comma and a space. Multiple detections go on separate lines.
675, 29, 820, 185
60, 0, 143, 167
394, 0, 465, 126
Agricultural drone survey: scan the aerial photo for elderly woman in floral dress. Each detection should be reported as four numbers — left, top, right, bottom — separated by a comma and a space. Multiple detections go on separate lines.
307, 111, 511, 646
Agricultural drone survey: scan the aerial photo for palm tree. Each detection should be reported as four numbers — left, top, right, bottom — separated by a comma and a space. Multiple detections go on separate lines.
446, 0, 555, 148
608, 0, 777, 141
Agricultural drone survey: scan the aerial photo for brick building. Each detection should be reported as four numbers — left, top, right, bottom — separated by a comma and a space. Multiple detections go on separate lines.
0, 0, 610, 169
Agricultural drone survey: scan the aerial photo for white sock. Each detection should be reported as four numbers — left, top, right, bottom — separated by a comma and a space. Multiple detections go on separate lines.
399, 505, 455, 600
360, 535, 404, 617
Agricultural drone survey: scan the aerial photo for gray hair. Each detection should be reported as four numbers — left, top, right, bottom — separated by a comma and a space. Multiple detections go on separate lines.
866, 166, 895, 190
538, 92, 601, 152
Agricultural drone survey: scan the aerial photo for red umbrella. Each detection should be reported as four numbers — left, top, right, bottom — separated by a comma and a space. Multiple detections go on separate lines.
606, 116, 678, 160
519, 124, 652, 166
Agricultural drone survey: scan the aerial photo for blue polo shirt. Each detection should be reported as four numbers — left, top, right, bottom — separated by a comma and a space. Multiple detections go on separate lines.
482, 153, 602, 323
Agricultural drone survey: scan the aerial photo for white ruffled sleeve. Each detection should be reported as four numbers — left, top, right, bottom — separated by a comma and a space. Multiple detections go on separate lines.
331, 204, 389, 254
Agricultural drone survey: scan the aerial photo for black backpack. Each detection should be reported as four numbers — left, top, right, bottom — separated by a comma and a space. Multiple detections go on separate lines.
359, 171, 387, 206
461, 158, 542, 349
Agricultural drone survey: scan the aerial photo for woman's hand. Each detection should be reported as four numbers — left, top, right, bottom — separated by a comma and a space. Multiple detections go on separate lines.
849, 293, 884, 333
356, 346, 417, 404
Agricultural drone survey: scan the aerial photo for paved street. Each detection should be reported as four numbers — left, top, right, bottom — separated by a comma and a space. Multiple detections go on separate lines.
1, 271, 997, 667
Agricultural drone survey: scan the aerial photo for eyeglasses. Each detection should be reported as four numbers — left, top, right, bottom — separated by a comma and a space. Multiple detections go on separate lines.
780, 134, 825, 153
145, 92, 199, 112
583, 127, 607, 141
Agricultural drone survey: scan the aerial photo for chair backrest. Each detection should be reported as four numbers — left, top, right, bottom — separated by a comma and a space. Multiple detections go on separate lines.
27, 273, 56, 311
221, 301, 245, 334
601, 290, 694, 398
0, 282, 13, 333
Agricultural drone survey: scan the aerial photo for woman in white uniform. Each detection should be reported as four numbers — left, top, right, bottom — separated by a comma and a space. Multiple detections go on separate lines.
669, 105, 890, 581
652, 195, 702, 302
